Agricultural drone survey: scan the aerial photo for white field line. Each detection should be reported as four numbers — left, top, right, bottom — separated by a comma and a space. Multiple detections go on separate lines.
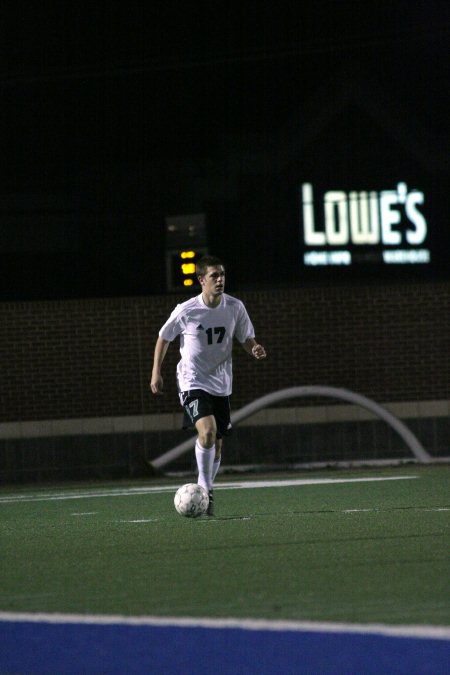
220, 476, 419, 490
0, 475, 418, 504
116, 519, 159, 523
0, 611, 448, 641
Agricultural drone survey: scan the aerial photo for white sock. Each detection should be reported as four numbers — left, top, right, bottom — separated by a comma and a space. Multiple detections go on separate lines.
195, 441, 215, 491
211, 456, 221, 483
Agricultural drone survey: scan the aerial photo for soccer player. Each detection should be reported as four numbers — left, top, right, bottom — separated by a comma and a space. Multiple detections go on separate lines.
150, 255, 266, 515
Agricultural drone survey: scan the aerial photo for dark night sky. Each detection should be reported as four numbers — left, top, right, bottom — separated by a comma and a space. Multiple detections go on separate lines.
0, 1, 449, 298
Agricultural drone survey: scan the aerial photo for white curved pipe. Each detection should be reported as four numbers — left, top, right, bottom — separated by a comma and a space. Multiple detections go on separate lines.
149, 386, 431, 470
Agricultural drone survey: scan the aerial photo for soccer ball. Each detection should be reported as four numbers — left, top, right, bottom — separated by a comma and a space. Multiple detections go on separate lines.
174, 483, 209, 518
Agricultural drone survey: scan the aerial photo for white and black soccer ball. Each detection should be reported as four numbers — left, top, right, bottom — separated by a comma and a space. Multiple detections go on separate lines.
174, 483, 209, 518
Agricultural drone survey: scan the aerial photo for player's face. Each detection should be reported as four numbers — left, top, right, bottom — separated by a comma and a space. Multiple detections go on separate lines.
200, 265, 226, 296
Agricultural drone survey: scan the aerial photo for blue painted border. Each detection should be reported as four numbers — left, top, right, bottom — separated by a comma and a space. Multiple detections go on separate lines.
1, 621, 449, 674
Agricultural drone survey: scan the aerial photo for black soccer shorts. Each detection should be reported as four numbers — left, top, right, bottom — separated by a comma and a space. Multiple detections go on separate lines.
179, 389, 232, 439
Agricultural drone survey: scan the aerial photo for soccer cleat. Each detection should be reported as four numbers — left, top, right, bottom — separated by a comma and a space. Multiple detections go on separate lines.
207, 489, 214, 516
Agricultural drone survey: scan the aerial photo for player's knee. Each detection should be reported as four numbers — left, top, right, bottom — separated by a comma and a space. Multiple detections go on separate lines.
198, 429, 216, 449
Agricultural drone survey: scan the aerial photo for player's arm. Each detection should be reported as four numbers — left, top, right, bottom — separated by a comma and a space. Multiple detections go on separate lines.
242, 337, 266, 360
150, 336, 171, 394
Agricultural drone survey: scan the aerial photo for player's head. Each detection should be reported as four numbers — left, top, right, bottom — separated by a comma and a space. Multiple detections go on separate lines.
196, 255, 226, 296
196, 255, 225, 278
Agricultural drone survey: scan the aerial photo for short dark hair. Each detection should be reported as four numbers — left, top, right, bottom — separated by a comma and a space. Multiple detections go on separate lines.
196, 255, 225, 277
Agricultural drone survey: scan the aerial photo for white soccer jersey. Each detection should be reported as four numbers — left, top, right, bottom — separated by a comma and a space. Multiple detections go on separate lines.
159, 293, 255, 395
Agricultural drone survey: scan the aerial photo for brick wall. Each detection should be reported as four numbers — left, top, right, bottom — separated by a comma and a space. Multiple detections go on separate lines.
1, 281, 449, 423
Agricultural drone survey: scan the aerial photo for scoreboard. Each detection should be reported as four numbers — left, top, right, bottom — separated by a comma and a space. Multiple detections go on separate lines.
165, 212, 207, 291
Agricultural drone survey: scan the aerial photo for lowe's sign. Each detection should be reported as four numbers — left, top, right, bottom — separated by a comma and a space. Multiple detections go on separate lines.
300, 182, 430, 266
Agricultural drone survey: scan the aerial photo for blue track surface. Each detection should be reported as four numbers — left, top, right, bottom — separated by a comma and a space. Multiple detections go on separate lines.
1, 620, 449, 674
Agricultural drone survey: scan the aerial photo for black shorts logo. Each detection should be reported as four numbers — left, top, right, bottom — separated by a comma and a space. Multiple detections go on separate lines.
187, 399, 199, 422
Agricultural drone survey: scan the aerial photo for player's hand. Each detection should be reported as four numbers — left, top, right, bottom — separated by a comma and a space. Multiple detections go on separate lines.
252, 344, 266, 360
150, 374, 164, 395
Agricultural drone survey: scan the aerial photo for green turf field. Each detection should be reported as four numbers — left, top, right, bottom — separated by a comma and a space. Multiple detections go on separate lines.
1, 465, 449, 625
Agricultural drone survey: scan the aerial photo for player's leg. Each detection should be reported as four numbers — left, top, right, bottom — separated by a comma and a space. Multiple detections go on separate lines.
210, 394, 230, 485
206, 395, 230, 516
205, 437, 222, 516
212, 436, 222, 481
194, 414, 217, 492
